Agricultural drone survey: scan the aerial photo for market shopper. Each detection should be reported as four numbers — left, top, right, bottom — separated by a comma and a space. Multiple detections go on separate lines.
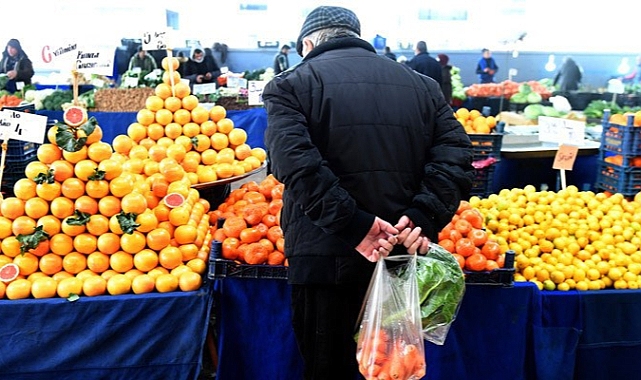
273, 44, 291, 74
128, 46, 157, 72
438, 53, 453, 104
383, 46, 396, 61
263, 5, 474, 379
553, 56, 583, 91
476, 48, 499, 83
406, 40, 442, 86
0, 39, 34, 93
183, 47, 221, 85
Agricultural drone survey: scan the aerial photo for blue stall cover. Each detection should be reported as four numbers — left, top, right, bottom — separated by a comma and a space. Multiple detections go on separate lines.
0, 289, 212, 380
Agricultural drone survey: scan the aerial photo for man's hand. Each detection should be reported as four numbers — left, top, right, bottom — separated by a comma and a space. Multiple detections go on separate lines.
205, 72, 212, 80
6, 70, 16, 80
356, 217, 398, 262
394, 216, 429, 255
196, 75, 204, 83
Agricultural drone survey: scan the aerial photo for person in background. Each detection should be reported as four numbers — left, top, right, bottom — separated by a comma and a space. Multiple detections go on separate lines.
128, 46, 157, 72
622, 55, 641, 84
263, 5, 474, 379
476, 48, 498, 83
553, 56, 583, 91
183, 47, 221, 85
273, 44, 291, 75
406, 40, 442, 86
0, 39, 34, 93
383, 46, 396, 61
438, 53, 453, 105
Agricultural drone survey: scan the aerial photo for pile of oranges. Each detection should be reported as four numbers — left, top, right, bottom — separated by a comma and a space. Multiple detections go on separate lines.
454, 108, 497, 134
210, 174, 285, 266
0, 57, 268, 300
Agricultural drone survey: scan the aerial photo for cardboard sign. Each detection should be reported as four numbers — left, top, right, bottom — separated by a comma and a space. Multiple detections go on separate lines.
0, 110, 48, 144
248, 81, 267, 106
193, 83, 217, 95
227, 77, 248, 89
142, 30, 171, 51
538, 116, 585, 145
552, 144, 579, 171
40, 42, 78, 68
75, 47, 114, 76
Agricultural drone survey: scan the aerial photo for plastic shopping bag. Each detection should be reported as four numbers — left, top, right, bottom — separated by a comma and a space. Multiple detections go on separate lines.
356, 254, 426, 380
417, 243, 466, 345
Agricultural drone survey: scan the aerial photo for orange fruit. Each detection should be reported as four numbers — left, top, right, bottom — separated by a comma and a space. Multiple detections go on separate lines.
228, 128, 247, 146
11, 215, 36, 236
186, 258, 206, 275
14, 252, 39, 276
107, 274, 132, 295
210, 133, 229, 151
49, 234, 74, 256
0, 217, 12, 238
191, 106, 209, 124
56, 277, 83, 298
182, 122, 200, 138
124, 269, 144, 281
85, 214, 109, 236
97, 233, 121, 254
48, 160, 73, 183
98, 158, 124, 180
173, 109, 191, 126
178, 271, 202, 291
0, 197, 25, 220
174, 82, 190, 99
137, 109, 156, 126
251, 147, 267, 162
164, 122, 183, 139
127, 122, 147, 142
145, 95, 165, 112
209, 105, 226, 122
155, 108, 174, 126
162, 57, 180, 71
6, 279, 32, 299
155, 83, 172, 99
181, 94, 199, 111
31, 277, 58, 299
85, 125, 103, 145
75, 195, 99, 215
162, 71, 181, 86
120, 231, 147, 254
134, 249, 160, 272
87, 252, 111, 273
465, 252, 488, 271
155, 273, 178, 293
87, 141, 113, 162
174, 225, 198, 245
168, 206, 190, 227
136, 210, 159, 233
112, 135, 134, 155
24, 198, 49, 219
14, 178, 37, 200
25, 161, 50, 181
110, 251, 134, 273
109, 176, 135, 198
73, 233, 98, 255
159, 246, 183, 270
60, 177, 85, 200
62, 252, 87, 274
85, 179, 110, 199
121, 192, 148, 215
234, 144, 252, 160
37, 144, 62, 164
82, 276, 107, 296
98, 196, 122, 218
132, 274, 156, 294
217, 118, 234, 134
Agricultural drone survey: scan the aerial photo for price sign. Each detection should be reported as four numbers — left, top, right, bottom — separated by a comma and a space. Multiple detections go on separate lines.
227, 77, 248, 89
538, 116, 585, 145
123, 76, 139, 88
16, 82, 24, 91
248, 81, 267, 106
75, 47, 114, 76
142, 30, 172, 51
0, 110, 48, 144
552, 144, 579, 171
40, 41, 78, 69
193, 83, 217, 95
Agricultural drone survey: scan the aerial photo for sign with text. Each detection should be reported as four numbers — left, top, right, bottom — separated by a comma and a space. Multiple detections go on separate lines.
142, 30, 172, 50
538, 116, 585, 145
75, 47, 114, 76
248, 81, 267, 106
123, 76, 139, 88
192, 83, 217, 95
40, 41, 78, 69
227, 77, 248, 89
552, 144, 579, 171
0, 110, 47, 144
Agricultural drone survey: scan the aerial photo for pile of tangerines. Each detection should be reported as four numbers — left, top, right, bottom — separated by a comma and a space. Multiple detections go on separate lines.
0, 57, 267, 300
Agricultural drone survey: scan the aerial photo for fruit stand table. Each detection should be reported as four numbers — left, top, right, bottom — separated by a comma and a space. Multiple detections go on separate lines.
213, 278, 641, 380
0, 287, 213, 380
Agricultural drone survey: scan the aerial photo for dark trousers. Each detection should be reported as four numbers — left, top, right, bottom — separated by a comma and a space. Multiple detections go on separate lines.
291, 282, 370, 380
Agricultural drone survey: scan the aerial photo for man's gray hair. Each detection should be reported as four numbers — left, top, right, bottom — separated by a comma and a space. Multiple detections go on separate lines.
304, 27, 359, 47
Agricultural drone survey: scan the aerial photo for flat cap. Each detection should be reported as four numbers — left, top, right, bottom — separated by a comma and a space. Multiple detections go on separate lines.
296, 6, 361, 56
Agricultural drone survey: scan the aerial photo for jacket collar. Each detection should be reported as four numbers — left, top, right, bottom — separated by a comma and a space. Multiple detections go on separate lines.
302, 37, 376, 62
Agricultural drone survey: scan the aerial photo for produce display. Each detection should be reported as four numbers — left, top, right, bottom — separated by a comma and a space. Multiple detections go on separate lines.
0, 57, 269, 299
209, 175, 285, 266
450, 66, 465, 102
465, 186, 641, 291
94, 88, 155, 112
465, 80, 552, 100
454, 107, 498, 134
583, 100, 641, 120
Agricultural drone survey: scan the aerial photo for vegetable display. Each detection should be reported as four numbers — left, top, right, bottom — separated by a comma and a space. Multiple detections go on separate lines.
465, 80, 552, 100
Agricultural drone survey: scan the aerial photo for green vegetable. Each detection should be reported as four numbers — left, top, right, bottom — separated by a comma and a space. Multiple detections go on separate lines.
524, 104, 545, 119
542, 106, 562, 117
518, 83, 532, 95
79, 89, 96, 109
510, 93, 528, 104
527, 92, 542, 104
416, 245, 465, 343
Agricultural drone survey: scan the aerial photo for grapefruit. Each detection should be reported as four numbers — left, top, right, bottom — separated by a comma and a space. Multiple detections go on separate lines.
163, 193, 185, 209
63, 106, 88, 127
0, 263, 19, 283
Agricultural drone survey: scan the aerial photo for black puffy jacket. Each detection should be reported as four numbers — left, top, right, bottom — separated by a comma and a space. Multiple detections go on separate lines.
263, 37, 474, 285
406, 52, 443, 87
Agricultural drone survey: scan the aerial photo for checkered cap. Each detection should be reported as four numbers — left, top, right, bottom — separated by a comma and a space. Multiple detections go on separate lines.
296, 6, 361, 56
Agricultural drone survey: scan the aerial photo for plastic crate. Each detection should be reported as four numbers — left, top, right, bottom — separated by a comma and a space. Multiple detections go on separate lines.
1, 152, 36, 194
469, 133, 503, 162
208, 259, 288, 280
600, 122, 641, 156
464, 250, 515, 286
4, 140, 37, 159
470, 165, 495, 198
595, 159, 641, 196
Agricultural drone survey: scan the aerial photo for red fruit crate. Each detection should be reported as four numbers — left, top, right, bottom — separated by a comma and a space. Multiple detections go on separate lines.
464, 250, 515, 286
469, 133, 504, 162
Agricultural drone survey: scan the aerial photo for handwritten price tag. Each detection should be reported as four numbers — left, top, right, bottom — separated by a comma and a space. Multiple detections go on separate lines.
538, 116, 585, 145
0, 110, 48, 144
552, 144, 579, 171
227, 77, 248, 89
142, 30, 171, 51
248, 81, 266, 106
193, 83, 217, 95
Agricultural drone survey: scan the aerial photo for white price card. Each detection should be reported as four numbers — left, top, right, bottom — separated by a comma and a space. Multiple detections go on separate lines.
39, 41, 78, 69
180, 78, 190, 86
75, 47, 114, 76
123, 76, 139, 88
248, 81, 267, 106
227, 77, 248, 89
0, 110, 48, 144
193, 83, 217, 95
142, 30, 172, 51
538, 116, 585, 146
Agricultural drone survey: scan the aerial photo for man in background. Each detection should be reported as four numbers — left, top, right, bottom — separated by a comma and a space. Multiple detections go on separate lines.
128, 46, 157, 72
476, 48, 499, 83
406, 40, 442, 87
273, 44, 291, 75
383, 46, 396, 61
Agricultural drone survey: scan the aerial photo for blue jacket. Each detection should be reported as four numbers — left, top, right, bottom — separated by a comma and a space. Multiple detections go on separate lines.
476, 57, 499, 83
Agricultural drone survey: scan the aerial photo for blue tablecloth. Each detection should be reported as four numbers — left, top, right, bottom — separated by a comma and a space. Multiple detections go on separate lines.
0, 288, 213, 380
36, 107, 268, 149
213, 280, 641, 380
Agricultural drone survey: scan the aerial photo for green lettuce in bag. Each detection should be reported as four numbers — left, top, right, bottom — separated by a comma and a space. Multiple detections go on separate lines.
416, 243, 466, 345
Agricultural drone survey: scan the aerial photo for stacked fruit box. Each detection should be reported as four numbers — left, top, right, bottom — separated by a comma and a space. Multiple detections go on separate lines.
596, 111, 641, 197
469, 133, 503, 198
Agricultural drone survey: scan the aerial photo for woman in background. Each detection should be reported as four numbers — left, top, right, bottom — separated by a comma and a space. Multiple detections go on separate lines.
0, 39, 34, 93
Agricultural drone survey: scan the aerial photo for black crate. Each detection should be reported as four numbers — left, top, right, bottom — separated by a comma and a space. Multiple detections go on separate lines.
470, 165, 495, 198
464, 250, 515, 286
5, 141, 37, 158
1, 153, 37, 195
595, 159, 641, 196
600, 122, 641, 156
208, 258, 288, 280
469, 133, 504, 162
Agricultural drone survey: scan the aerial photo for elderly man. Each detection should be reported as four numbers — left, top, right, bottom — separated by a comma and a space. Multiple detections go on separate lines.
263, 6, 474, 379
